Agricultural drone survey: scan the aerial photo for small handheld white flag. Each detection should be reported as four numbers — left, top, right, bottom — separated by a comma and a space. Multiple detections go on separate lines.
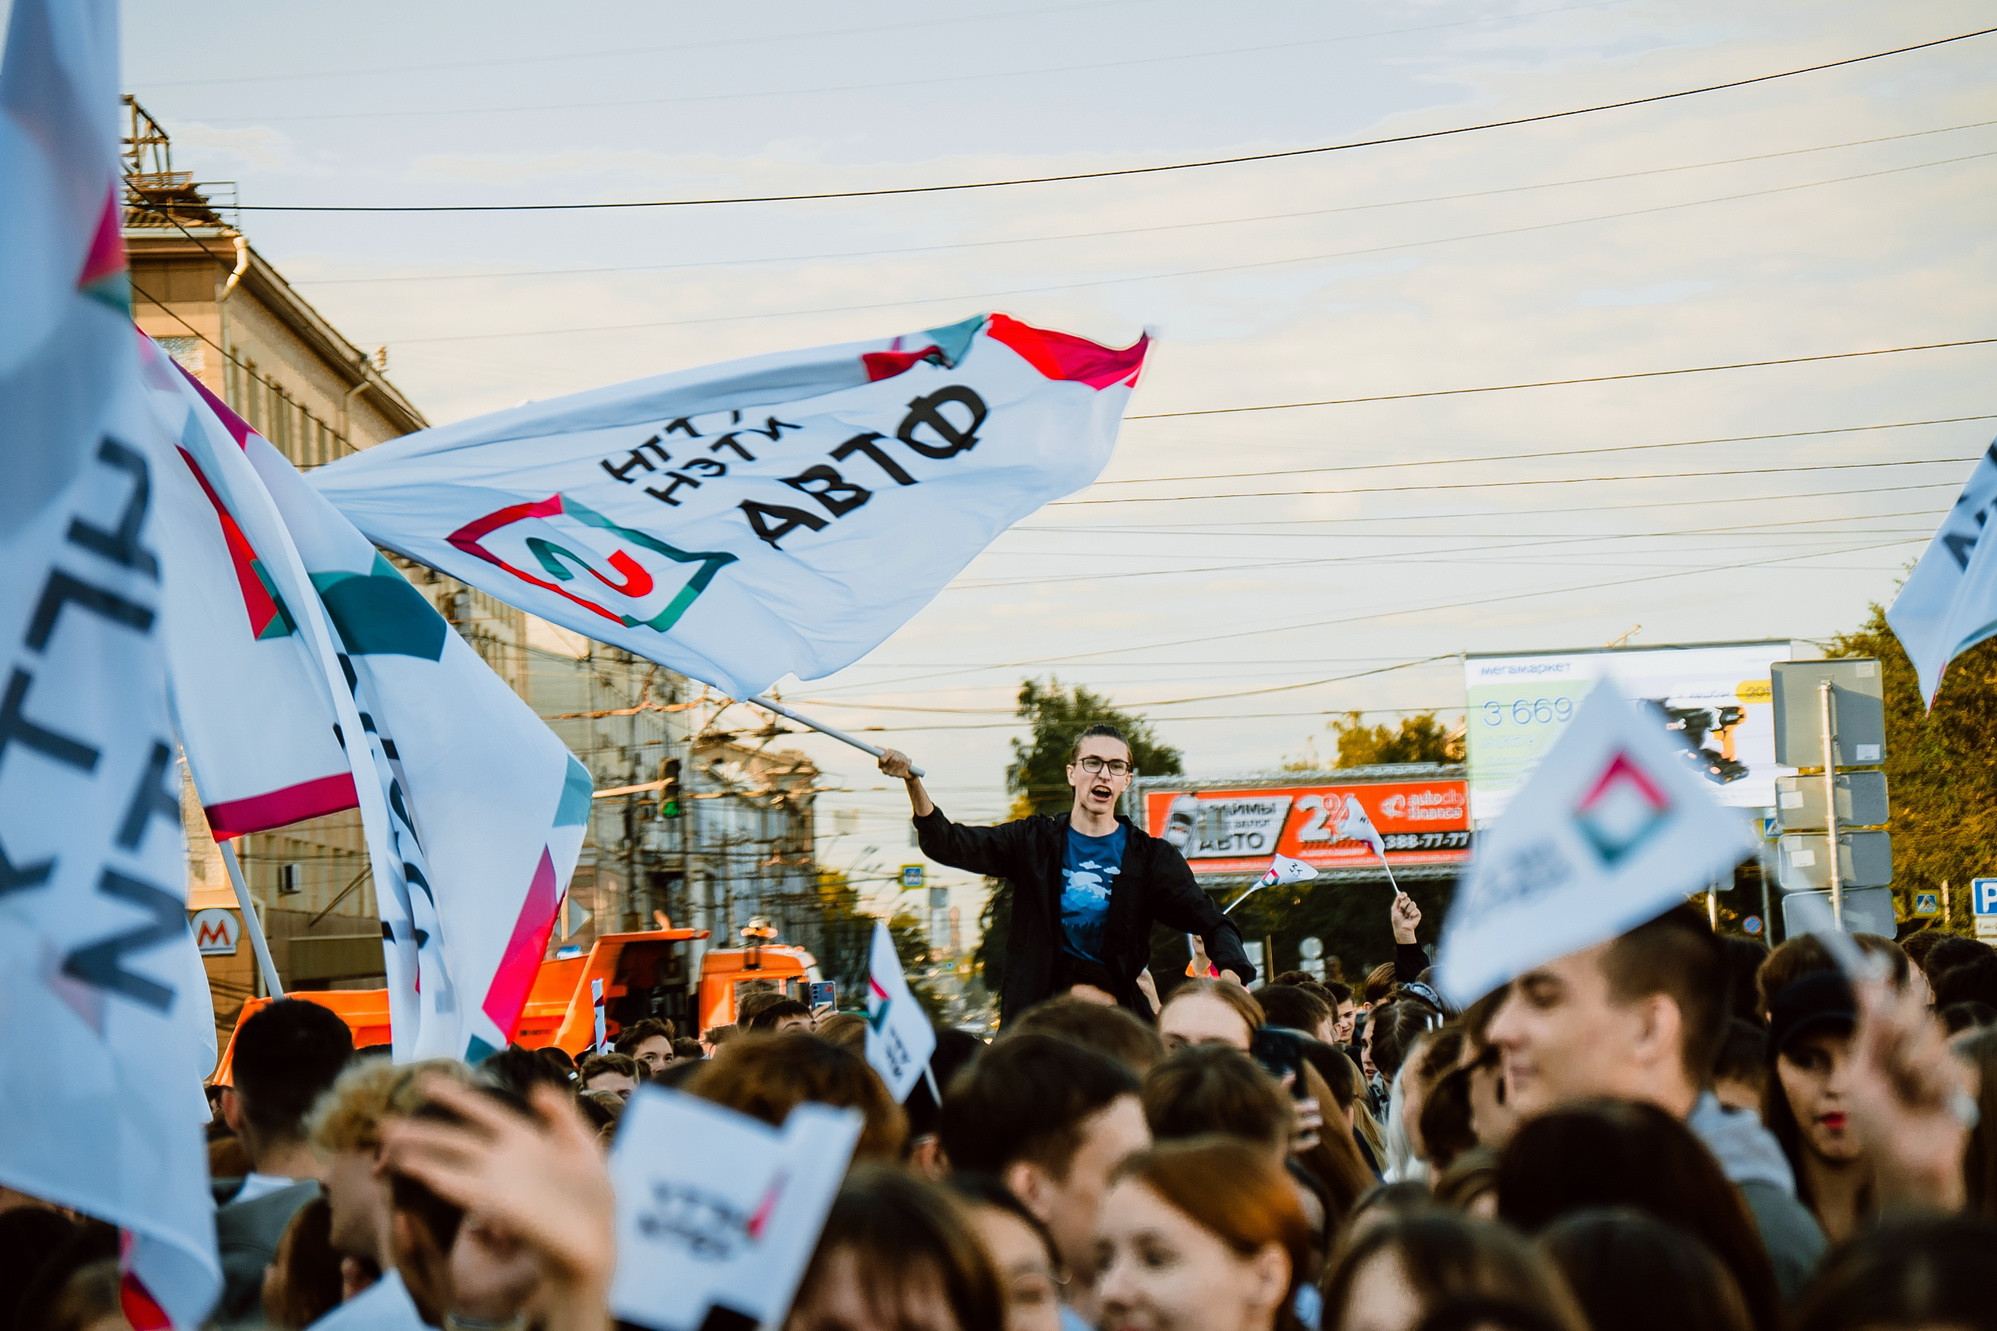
1886, 438, 1997, 706
1222, 853, 1319, 914
609, 1089, 860, 1331
311, 314, 1147, 700
864, 920, 937, 1102
1334, 794, 1386, 857
1434, 680, 1757, 1006
1259, 853, 1320, 889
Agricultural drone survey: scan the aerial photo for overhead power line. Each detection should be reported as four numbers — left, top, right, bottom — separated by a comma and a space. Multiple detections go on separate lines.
830, 537, 1911, 699
1096, 413, 1997, 487
233, 25, 1997, 213
1013, 480, 1962, 534
363, 150, 1997, 344
289, 118, 1997, 288
1056, 454, 1973, 508
179, 1, 1630, 122
1125, 336, 1997, 421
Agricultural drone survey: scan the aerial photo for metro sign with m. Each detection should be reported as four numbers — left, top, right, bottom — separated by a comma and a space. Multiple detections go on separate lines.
191, 907, 241, 956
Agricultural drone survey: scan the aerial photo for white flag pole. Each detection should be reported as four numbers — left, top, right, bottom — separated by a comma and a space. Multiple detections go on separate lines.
1378, 847, 1407, 898
749, 695, 925, 778
219, 842, 285, 999
1222, 883, 1266, 914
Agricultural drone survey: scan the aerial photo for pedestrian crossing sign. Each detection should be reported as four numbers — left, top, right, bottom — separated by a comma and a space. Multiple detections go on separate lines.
1911, 891, 1941, 918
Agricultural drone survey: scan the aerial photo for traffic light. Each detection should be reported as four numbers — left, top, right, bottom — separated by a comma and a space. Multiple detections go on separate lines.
660, 758, 683, 818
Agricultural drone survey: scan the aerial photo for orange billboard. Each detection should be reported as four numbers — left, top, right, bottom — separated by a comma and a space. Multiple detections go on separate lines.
1140, 778, 1470, 876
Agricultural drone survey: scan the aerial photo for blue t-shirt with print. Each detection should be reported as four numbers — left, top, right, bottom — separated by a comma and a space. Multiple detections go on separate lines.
1059, 823, 1125, 962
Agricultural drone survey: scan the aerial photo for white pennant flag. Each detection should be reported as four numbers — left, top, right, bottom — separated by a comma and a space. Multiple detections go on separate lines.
155, 364, 591, 1063
1334, 793, 1387, 857
1256, 854, 1319, 889
0, 0, 219, 1321
311, 314, 1148, 698
864, 919, 937, 1103
1434, 680, 1757, 1006
1886, 438, 1997, 706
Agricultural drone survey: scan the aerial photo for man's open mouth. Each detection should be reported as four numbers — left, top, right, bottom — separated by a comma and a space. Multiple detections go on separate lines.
1091, 784, 1113, 801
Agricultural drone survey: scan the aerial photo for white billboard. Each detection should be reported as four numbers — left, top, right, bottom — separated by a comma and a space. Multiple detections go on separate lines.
1464, 641, 1796, 826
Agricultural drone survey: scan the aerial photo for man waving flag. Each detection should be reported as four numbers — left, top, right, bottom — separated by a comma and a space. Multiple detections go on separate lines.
0, 0, 219, 1322
312, 314, 1148, 699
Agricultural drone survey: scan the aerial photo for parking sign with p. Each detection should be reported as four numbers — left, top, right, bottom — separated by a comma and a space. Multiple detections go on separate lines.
1975, 878, 1997, 940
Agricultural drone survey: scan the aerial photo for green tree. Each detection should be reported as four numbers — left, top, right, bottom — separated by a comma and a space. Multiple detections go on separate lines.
1314, 711, 1465, 767
814, 868, 944, 1017
973, 678, 1185, 992
1004, 678, 1184, 816
1829, 605, 1997, 933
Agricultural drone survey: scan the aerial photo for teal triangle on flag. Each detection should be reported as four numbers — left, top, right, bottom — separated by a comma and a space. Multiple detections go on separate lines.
554, 756, 593, 828
923, 314, 986, 367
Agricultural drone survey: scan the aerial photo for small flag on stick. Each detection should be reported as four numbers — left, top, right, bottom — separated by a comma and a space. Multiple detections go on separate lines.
1222, 853, 1319, 914
864, 921, 936, 1102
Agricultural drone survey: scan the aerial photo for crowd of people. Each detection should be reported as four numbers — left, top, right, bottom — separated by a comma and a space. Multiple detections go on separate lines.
3, 896, 1997, 1331
6, 723, 1997, 1331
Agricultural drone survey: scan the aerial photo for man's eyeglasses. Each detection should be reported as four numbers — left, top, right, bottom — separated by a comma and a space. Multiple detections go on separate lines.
1074, 756, 1135, 776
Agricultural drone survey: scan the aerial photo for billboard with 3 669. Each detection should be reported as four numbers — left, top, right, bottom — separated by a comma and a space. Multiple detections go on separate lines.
1463, 640, 1795, 827
1138, 776, 1470, 877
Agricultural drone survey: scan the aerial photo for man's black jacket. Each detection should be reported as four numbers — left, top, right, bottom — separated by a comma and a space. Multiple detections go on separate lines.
914, 806, 1256, 1023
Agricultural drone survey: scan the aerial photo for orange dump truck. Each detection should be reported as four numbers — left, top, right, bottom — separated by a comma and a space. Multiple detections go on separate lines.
213, 926, 825, 1082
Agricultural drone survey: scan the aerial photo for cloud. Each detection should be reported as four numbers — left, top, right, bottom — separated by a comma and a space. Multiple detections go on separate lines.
165, 121, 297, 173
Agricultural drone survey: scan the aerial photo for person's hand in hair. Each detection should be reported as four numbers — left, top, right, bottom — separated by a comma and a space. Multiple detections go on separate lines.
380, 1076, 614, 1331
1392, 895, 1422, 945
1846, 970, 1976, 1213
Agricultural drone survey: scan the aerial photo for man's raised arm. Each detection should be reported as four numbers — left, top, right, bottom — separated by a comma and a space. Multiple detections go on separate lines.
877, 748, 1021, 879
878, 748, 935, 818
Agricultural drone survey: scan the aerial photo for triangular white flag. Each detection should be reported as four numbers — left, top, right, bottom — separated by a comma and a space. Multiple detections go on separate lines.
864, 919, 937, 1102
1256, 853, 1319, 889
1434, 680, 1756, 1006
1334, 794, 1386, 856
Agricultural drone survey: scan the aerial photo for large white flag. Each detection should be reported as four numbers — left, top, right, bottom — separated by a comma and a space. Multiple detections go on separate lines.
1434, 681, 1757, 1006
1886, 438, 1997, 706
156, 365, 592, 1062
864, 919, 937, 1103
0, 0, 219, 1322
155, 381, 357, 838
312, 314, 1148, 697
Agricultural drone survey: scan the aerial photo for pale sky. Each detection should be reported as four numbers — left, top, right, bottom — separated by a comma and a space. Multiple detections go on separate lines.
120, 0, 1997, 920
